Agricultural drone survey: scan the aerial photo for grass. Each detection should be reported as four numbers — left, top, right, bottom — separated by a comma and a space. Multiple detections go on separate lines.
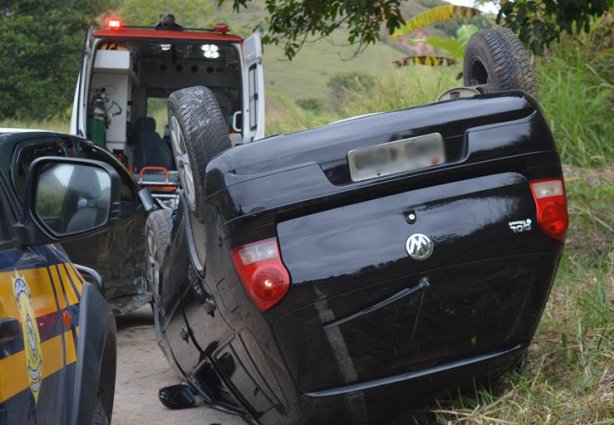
417, 169, 614, 425
211, 0, 432, 101
0, 118, 68, 132
261, 32, 404, 101
535, 46, 614, 168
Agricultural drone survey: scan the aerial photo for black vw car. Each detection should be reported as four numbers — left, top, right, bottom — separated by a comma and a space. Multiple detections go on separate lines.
148, 28, 568, 424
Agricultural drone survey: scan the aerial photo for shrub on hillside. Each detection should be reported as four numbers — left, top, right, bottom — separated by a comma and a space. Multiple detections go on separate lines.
327, 72, 376, 108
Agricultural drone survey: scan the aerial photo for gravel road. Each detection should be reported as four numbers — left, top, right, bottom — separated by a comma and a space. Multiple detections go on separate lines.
112, 307, 243, 425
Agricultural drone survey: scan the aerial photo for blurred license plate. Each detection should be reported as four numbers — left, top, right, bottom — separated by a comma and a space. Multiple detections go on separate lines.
348, 133, 445, 182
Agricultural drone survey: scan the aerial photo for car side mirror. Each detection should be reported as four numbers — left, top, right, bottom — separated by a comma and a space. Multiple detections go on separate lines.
19, 157, 121, 244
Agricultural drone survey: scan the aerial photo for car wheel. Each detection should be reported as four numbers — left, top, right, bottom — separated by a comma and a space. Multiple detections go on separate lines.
146, 209, 173, 295
168, 86, 232, 223
91, 399, 109, 425
463, 27, 537, 98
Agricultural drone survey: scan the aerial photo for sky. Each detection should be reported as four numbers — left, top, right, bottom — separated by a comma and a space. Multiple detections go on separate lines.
444, 0, 499, 14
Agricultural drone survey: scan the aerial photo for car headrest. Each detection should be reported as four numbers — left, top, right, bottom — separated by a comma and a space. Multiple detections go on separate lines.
71, 167, 102, 198
135, 117, 157, 132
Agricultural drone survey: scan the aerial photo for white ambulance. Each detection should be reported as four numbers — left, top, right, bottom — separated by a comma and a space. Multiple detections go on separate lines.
70, 15, 265, 206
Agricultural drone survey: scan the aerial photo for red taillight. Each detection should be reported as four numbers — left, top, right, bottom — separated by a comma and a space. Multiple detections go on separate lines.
104, 16, 124, 30
530, 178, 568, 242
231, 238, 290, 312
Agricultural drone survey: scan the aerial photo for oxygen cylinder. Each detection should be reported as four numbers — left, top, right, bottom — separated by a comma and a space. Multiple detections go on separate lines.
87, 90, 108, 147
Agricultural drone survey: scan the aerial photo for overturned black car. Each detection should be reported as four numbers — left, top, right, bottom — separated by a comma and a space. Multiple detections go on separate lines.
147, 28, 568, 425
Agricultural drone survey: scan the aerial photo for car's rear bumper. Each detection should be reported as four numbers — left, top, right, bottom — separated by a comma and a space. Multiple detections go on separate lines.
305, 343, 523, 399
299, 344, 524, 424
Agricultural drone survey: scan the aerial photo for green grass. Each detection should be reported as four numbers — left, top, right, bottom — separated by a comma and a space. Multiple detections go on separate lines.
535, 46, 614, 168
262, 33, 404, 100
206, 0, 420, 101
0, 118, 68, 132
428, 170, 614, 424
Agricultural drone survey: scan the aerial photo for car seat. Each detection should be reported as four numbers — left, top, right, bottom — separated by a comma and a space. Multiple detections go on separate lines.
66, 167, 107, 233
132, 117, 174, 171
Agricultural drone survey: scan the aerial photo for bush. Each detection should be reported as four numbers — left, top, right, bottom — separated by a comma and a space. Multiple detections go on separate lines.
535, 39, 614, 167
327, 72, 377, 108
296, 97, 326, 112
333, 65, 458, 117
0, 1, 119, 120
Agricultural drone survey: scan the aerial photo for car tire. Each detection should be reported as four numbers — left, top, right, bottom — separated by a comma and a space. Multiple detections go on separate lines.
146, 209, 175, 369
168, 86, 231, 223
463, 27, 537, 98
146, 209, 173, 294
91, 399, 109, 425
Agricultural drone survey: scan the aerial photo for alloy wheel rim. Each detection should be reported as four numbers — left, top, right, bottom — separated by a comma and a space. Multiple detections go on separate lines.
146, 228, 159, 291
169, 115, 197, 210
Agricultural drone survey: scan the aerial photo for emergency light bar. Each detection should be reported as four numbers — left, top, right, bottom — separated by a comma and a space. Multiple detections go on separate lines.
104, 17, 124, 30
101, 16, 230, 34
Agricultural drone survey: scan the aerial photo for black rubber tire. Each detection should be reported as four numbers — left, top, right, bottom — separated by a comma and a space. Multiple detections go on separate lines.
146, 209, 173, 294
91, 399, 109, 425
168, 86, 231, 223
463, 27, 537, 98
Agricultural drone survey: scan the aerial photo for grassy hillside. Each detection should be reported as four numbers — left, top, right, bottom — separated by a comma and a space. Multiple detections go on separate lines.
262, 35, 403, 100
216, 0, 441, 100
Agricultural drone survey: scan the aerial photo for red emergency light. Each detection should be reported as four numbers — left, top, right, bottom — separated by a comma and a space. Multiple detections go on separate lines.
215, 23, 229, 34
104, 16, 124, 30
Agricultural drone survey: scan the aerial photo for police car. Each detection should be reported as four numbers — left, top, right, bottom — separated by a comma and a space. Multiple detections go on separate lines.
0, 129, 152, 315
0, 129, 122, 425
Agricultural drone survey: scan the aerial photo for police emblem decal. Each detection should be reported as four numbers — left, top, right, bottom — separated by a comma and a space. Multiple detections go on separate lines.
12, 273, 43, 403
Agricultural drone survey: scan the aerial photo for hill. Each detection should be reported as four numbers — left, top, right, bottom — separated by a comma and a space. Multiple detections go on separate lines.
220, 0, 444, 100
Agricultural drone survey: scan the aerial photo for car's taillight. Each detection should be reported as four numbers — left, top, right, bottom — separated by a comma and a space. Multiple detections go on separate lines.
231, 238, 290, 312
530, 178, 568, 242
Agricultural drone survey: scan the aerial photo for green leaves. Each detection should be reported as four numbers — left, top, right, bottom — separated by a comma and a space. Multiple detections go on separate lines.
497, 0, 614, 54
221, 0, 406, 59
120, 0, 213, 27
0, 0, 117, 119
390, 5, 481, 40
424, 23, 478, 61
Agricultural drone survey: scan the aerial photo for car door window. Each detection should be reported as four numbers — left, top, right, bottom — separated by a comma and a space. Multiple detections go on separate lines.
0, 192, 10, 245
76, 142, 137, 203
0, 193, 9, 243
12, 137, 69, 199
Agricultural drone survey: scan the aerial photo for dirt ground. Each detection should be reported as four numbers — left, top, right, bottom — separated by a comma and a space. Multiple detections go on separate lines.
113, 306, 243, 425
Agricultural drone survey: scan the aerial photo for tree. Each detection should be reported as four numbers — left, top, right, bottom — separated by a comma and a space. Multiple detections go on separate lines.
0, 0, 118, 119
223, 0, 613, 58
120, 0, 213, 27
496, 0, 614, 54
225, 0, 406, 59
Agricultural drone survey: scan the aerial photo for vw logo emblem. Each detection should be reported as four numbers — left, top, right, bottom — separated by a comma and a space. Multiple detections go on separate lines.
405, 233, 434, 261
